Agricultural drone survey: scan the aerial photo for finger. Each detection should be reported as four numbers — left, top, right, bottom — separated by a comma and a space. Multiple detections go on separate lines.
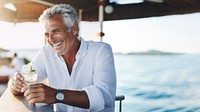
26, 91, 45, 105
29, 96, 42, 104
12, 74, 24, 92
16, 73, 24, 81
24, 85, 43, 96
15, 79, 24, 87
12, 85, 22, 92
12, 72, 20, 84
14, 79, 25, 91
13, 83, 24, 93
13, 73, 25, 86
13, 72, 18, 80
27, 92, 41, 103
28, 83, 44, 88
21, 85, 29, 93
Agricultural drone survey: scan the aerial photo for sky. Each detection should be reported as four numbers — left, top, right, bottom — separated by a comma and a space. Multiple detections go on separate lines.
0, 12, 200, 54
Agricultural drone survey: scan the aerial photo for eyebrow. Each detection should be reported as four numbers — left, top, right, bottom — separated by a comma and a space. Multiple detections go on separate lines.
52, 28, 60, 32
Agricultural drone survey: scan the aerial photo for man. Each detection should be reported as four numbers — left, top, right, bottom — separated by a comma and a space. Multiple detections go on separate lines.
9, 4, 116, 112
0, 53, 24, 83
8, 53, 24, 72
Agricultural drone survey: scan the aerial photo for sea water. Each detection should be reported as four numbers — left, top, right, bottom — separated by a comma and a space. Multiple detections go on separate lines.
114, 54, 200, 112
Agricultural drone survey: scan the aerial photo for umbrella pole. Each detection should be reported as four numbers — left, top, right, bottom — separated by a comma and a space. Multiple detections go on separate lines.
98, 0, 105, 42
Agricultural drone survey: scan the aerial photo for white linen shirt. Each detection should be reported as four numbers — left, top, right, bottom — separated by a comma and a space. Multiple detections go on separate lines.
31, 38, 116, 112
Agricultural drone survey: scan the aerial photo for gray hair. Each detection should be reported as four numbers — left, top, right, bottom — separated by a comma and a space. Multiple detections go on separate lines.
39, 4, 78, 31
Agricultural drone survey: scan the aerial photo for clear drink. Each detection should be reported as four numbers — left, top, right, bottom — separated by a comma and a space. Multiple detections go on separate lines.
22, 63, 37, 85
23, 70, 37, 84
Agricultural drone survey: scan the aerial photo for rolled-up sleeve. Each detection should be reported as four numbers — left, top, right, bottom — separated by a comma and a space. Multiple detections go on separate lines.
83, 43, 116, 112
83, 86, 105, 111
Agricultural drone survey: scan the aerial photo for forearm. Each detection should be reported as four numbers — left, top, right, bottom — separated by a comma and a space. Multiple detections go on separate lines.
61, 90, 89, 109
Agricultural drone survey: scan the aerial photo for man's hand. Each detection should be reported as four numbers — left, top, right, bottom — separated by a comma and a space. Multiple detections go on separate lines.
9, 72, 25, 95
21, 83, 56, 105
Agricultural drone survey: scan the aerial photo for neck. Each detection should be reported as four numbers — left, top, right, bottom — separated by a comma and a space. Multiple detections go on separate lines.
62, 37, 80, 62
62, 37, 80, 75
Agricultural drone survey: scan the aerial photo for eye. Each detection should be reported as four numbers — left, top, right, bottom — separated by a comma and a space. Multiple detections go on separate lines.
53, 29, 60, 34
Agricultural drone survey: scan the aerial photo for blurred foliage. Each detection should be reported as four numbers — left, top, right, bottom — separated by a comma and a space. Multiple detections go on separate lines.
0, 57, 30, 65
0, 57, 11, 62
7, 57, 12, 62
23, 58, 30, 64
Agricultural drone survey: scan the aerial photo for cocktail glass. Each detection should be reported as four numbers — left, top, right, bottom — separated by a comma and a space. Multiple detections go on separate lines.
21, 63, 37, 85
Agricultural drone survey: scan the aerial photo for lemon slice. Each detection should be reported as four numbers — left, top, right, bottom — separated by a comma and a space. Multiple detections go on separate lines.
28, 65, 32, 73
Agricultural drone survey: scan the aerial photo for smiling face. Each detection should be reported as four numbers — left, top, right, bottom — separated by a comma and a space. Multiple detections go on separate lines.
44, 15, 78, 56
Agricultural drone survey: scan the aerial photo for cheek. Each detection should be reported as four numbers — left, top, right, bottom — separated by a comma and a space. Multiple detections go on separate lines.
47, 39, 52, 45
62, 34, 71, 43
61, 36, 68, 47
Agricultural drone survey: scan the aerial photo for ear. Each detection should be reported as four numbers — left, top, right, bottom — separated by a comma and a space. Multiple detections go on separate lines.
72, 22, 79, 36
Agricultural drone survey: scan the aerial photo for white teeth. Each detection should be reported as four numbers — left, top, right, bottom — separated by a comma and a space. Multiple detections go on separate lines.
53, 42, 62, 48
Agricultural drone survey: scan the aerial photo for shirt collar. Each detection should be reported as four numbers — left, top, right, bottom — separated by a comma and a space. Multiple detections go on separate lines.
77, 37, 87, 56
52, 45, 59, 58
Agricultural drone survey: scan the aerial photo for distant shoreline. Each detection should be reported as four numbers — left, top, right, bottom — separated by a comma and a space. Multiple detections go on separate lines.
114, 50, 186, 55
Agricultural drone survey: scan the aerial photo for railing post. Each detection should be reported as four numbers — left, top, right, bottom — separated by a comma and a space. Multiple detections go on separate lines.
119, 100, 122, 112
115, 95, 125, 112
